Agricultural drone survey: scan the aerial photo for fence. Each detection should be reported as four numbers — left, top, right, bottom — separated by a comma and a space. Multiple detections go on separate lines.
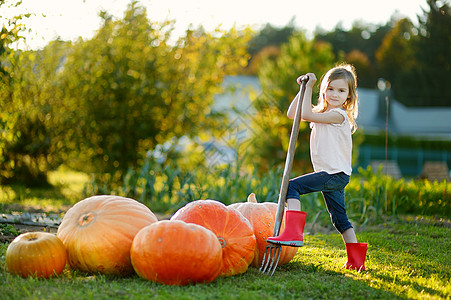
356, 145, 451, 179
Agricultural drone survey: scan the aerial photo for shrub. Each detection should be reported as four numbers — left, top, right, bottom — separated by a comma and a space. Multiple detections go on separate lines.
347, 166, 451, 221
85, 159, 450, 222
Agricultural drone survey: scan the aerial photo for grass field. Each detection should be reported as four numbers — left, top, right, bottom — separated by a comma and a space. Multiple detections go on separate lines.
1, 220, 450, 300
1, 168, 450, 299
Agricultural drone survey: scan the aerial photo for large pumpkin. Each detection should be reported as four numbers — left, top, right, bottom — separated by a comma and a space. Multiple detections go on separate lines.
228, 193, 298, 267
131, 220, 223, 285
171, 199, 256, 277
6, 232, 67, 278
57, 195, 158, 275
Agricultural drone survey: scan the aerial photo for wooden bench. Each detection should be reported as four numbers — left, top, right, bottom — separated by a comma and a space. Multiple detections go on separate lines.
370, 160, 402, 179
421, 161, 450, 181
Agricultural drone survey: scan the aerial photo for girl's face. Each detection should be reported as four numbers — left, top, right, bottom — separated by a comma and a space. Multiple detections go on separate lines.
324, 79, 349, 110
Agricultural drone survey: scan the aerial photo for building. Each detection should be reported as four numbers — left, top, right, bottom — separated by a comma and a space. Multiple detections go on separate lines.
357, 87, 451, 179
214, 76, 451, 179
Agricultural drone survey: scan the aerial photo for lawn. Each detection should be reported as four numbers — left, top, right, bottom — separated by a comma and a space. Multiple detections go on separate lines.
0, 168, 450, 299
1, 220, 449, 299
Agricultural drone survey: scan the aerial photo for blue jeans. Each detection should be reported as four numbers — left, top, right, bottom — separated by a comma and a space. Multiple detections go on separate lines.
286, 171, 352, 234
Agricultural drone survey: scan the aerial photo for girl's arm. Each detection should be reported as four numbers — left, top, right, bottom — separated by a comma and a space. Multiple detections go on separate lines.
286, 92, 301, 120
287, 73, 344, 124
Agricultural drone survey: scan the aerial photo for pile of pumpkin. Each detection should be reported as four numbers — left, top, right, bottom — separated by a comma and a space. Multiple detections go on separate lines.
6, 194, 298, 285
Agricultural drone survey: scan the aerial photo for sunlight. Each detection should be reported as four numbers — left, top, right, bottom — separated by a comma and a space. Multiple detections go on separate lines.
2, 0, 426, 50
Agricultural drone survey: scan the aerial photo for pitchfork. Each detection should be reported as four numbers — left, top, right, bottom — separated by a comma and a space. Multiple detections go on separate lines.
260, 75, 309, 276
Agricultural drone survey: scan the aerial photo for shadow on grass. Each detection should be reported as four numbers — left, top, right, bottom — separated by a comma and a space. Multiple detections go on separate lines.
262, 261, 401, 299
287, 225, 451, 300
57, 267, 403, 299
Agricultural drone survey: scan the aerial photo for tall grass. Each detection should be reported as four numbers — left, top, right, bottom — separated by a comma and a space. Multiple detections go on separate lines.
84, 157, 450, 224
347, 166, 451, 220
84, 157, 286, 214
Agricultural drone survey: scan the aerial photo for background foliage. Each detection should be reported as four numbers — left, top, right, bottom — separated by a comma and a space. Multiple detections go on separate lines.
0, 0, 449, 199
248, 31, 335, 172
1, 2, 252, 184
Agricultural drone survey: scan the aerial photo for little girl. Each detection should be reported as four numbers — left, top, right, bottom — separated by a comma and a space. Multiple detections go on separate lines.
267, 64, 367, 271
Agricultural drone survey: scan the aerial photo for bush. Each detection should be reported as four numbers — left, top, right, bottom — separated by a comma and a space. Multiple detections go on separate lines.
84, 157, 283, 214
85, 159, 451, 222
347, 166, 451, 220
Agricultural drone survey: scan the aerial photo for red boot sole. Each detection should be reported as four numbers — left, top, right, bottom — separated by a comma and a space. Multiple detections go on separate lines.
266, 239, 303, 247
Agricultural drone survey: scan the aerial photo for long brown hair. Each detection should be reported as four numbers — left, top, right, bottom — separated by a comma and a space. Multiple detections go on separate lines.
313, 64, 359, 133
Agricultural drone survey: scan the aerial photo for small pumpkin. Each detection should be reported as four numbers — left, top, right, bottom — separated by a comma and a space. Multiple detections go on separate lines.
57, 195, 158, 275
171, 199, 256, 277
6, 232, 67, 278
228, 193, 298, 267
131, 220, 223, 285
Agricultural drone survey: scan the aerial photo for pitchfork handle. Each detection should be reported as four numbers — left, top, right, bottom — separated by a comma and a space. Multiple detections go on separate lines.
272, 75, 309, 237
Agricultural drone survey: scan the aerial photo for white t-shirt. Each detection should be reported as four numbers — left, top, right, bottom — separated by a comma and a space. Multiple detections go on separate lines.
309, 108, 352, 175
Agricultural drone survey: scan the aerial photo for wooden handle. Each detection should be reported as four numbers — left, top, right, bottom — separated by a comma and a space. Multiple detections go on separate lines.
272, 76, 309, 236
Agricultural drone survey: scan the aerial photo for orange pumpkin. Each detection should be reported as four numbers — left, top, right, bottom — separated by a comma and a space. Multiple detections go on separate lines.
171, 199, 256, 277
57, 195, 158, 275
131, 220, 223, 285
228, 193, 298, 267
6, 232, 67, 278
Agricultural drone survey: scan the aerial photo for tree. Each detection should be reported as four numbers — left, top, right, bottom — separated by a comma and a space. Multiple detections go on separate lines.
248, 32, 335, 172
245, 22, 296, 75
346, 49, 374, 88
375, 18, 417, 90
376, 0, 450, 106
0, 1, 252, 183
0, 0, 30, 75
0, 41, 72, 184
0, 0, 41, 184
247, 21, 296, 57
315, 21, 392, 88
409, 0, 450, 106
58, 2, 252, 177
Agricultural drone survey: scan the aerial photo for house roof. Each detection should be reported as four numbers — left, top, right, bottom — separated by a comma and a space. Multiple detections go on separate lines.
215, 76, 451, 140
357, 88, 451, 139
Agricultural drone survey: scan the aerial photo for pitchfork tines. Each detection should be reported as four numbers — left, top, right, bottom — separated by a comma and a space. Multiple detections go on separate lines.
260, 242, 282, 276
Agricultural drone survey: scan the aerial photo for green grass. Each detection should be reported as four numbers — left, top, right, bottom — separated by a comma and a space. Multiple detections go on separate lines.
1, 221, 449, 299
0, 166, 89, 213
1, 166, 450, 299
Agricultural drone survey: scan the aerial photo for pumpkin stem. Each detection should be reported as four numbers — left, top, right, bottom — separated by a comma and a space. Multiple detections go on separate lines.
217, 237, 227, 248
78, 212, 95, 226
247, 193, 257, 203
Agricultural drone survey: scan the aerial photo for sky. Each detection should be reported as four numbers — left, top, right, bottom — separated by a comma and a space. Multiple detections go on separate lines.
2, 0, 429, 50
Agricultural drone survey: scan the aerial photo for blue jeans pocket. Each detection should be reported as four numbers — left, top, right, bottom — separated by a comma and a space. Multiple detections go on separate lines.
324, 173, 350, 191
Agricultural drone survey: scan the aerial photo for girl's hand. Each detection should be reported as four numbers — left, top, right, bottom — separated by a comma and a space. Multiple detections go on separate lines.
297, 73, 317, 87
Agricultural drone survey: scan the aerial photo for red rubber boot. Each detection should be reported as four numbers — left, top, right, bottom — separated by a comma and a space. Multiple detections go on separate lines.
344, 243, 367, 271
267, 211, 307, 247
